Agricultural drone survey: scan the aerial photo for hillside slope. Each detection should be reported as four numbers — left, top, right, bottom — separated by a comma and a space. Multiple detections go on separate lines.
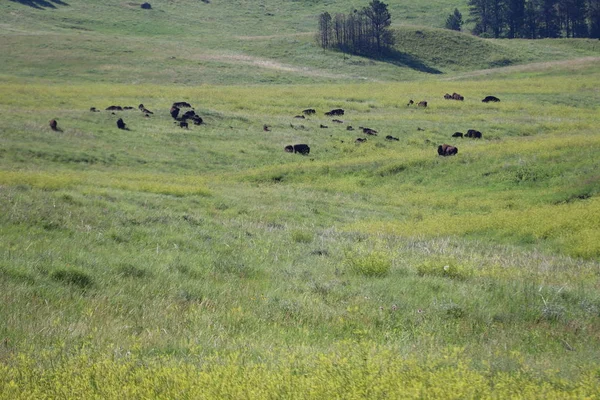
1, 0, 598, 84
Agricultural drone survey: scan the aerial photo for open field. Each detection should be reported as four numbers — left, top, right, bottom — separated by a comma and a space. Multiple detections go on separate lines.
1, 0, 600, 397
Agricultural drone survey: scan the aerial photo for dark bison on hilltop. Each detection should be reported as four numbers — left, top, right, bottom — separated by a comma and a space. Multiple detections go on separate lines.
452, 132, 464, 138
302, 109, 316, 115
284, 144, 310, 155
325, 108, 344, 116
482, 96, 500, 103
465, 129, 482, 139
438, 144, 458, 156
117, 118, 126, 129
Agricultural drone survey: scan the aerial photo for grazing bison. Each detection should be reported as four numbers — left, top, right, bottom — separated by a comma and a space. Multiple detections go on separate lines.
482, 96, 500, 103
123, 106, 135, 110
106, 105, 123, 111
90, 107, 99, 112
320, 124, 328, 129
49, 119, 58, 131
361, 127, 378, 135
385, 135, 399, 141
465, 129, 482, 139
417, 101, 428, 107
407, 99, 414, 106
437, 144, 458, 156
285, 144, 310, 155
192, 116, 203, 125
355, 138, 367, 143
444, 93, 452, 100
452, 131, 464, 138
170, 106, 180, 119
117, 118, 126, 130
332, 119, 344, 123
141, 2, 151, 9
178, 121, 188, 129
452, 93, 464, 101
302, 108, 316, 115
346, 126, 354, 131
294, 115, 305, 119
172, 102, 192, 108
263, 124, 271, 132
325, 108, 344, 116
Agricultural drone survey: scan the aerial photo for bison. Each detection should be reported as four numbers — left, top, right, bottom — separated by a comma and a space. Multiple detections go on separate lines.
355, 138, 367, 143
437, 144, 458, 156
452, 132, 464, 138
192, 116, 203, 125
302, 108, 316, 115
320, 124, 328, 129
170, 106, 180, 119
89, 107, 99, 112
346, 126, 354, 131
294, 115, 305, 119
417, 101, 428, 107
482, 96, 500, 103
452, 93, 464, 101
361, 127, 378, 136
49, 119, 58, 131
407, 99, 414, 106
181, 110, 196, 120
106, 105, 123, 111
385, 135, 399, 141
465, 129, 482, 139
141, 2, 151, 9
444, 93, 452, 100
116, 118, 126, 129
172, 102, 192, 108
178, 121, 188, 129
285, 144, 310, 155
325, 108, 344, 116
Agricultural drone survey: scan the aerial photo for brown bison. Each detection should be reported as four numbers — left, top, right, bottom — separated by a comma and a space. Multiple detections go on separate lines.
170, 106, 180, 119
302, 109, 316, 115
452, 93, 464, 101
452, 132, 464, 138
117, 118, 126, 129
417, 101, 428, 107
284, 144, 310, 155
325, 108, 344, 116
438, 144, 458, 156
444, 93, 452, 100
49, 119, 58, 131
106, 105, 123, 111
465, 129, 482, 139
482, 96, 500, 103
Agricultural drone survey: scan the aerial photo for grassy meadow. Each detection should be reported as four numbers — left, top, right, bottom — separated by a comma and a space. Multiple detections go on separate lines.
1, 0, 600, 397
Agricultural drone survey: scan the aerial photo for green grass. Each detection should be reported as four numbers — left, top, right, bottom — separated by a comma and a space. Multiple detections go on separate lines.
1, 0, 600, 397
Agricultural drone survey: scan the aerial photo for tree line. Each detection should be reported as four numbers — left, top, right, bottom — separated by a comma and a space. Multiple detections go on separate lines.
464, 0, 599, 38
317, 0, 395, 56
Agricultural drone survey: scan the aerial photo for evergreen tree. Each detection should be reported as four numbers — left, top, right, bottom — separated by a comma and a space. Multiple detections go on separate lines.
445, 8, 464, 30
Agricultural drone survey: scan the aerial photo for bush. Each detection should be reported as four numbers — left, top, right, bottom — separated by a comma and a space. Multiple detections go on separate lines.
346, 251, 391, 277
291, 230, 314, 244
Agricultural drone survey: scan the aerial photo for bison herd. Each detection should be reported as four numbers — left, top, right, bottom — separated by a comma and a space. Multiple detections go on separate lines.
47, 93, 499, 161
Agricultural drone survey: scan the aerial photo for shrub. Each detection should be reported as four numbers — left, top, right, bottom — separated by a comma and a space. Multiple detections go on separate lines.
291, 230, 313, 244
345, 251, 391, 277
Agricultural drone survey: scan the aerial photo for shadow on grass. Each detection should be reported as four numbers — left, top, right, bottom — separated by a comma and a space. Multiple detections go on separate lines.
379, 48, 443, 74
9, 0, 69, 9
